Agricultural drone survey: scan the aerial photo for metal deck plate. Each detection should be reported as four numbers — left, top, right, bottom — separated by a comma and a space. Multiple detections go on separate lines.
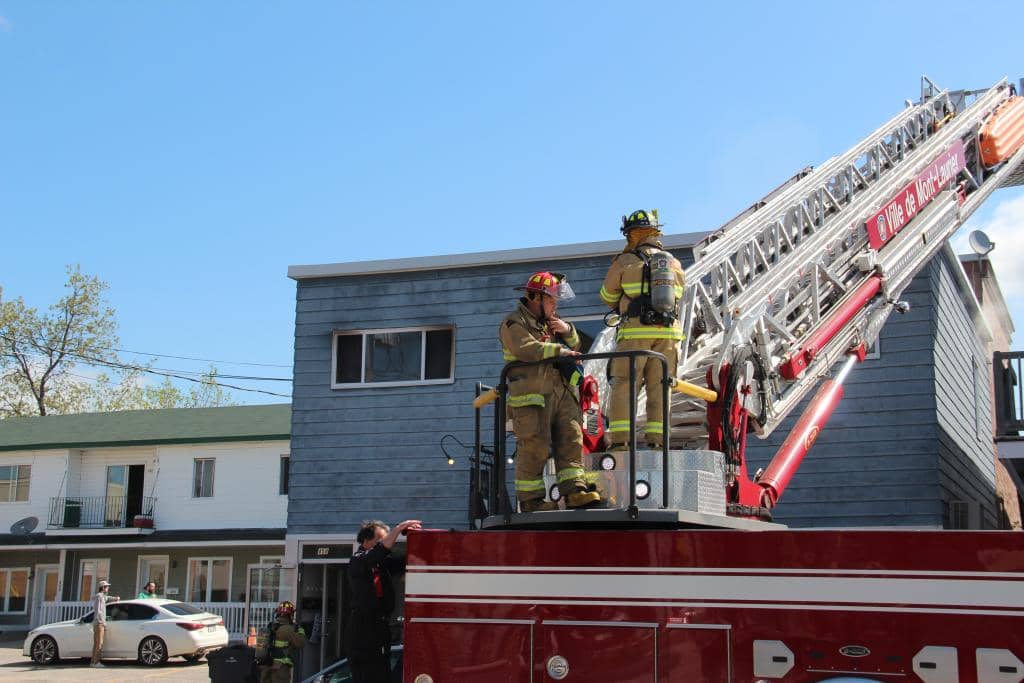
480, 508, 786, 531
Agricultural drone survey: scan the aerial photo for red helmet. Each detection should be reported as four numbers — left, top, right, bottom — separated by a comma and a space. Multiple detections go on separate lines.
276, 601, 295, 618
514, 271, 575, 301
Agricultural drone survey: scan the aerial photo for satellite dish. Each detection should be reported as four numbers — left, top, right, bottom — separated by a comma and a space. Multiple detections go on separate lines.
10, 516, 39, 536
969, 230, 995, 256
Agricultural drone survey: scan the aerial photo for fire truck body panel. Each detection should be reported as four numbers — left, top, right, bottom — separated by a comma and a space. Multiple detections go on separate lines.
405, 529, 1024, 682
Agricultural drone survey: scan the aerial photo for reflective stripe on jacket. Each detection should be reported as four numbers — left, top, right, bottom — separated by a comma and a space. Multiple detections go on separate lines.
498, 301, 581, 407
600, 240, 686, 341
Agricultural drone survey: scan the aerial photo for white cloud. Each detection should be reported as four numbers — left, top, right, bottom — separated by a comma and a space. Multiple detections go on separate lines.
0, 15, 10, 32
955, 192, 1024, 300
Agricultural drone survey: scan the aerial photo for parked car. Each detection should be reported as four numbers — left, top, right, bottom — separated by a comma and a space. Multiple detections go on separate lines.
23, 598, 228, 666
302, 644, 403, 683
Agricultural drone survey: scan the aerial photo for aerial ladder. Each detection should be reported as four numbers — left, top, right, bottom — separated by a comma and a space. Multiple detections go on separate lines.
631, 76, 1024, 519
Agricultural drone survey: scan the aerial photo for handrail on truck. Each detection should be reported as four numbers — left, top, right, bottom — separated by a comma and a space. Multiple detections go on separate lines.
473, 349, 693, 525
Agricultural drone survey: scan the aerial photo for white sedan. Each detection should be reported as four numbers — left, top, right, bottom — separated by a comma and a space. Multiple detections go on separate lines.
24, 598, 228, 666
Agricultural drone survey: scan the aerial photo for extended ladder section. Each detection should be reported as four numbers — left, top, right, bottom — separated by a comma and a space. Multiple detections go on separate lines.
666, 76, 1024, 514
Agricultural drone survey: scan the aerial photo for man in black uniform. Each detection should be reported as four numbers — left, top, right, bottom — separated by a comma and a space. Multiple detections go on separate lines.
345, 519, 421, 683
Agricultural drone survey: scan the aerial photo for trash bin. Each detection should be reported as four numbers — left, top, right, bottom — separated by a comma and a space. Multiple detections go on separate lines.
207, 644, 257, 683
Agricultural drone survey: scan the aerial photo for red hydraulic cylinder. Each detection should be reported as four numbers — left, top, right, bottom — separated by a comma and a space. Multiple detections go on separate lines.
758, 353, 859, 509
778, 274, 882, 380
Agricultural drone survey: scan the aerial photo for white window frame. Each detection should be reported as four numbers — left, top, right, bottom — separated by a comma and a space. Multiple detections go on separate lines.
0, 567, 30, 613
77, 558, 111, 601
192, 458, 216, 498
331, 325, 456, 389
0, 464, 31, 503
136, 555, 170, 596
279, 454, 289, 496
259, 556, 283, 566
186, 557, 233, 603
864, 339, 880, 360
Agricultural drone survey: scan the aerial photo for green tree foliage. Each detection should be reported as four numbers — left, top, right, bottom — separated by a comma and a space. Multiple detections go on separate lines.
0, 266, 234, 417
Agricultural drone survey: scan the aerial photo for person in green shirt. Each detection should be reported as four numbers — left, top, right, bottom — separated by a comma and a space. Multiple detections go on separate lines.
137, 581, 158, 599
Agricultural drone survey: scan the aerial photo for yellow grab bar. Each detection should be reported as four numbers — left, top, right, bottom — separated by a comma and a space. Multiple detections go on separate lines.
671, 378, 718, 403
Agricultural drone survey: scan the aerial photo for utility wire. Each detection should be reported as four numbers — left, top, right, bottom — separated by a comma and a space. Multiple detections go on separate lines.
108, 346, 291, 368
0, 335, 292, 399
0, 333, 291, 382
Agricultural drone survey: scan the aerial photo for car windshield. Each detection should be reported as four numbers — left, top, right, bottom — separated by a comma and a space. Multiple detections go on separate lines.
160, 601, 206, 616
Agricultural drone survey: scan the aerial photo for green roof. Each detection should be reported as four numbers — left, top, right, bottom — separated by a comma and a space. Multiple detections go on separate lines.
0, 404, 291, 452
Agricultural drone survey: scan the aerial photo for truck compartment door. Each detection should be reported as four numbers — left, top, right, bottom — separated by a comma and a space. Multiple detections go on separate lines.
404, 617, 532, 682
541, 620, 657, 682
665, 624, 731, 682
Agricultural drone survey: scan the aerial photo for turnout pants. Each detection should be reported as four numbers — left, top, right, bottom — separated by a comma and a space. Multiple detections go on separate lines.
512, 383, 585, 502
344, 609, 392, 683
609, 337, 679, 448
260, 664, 295, 683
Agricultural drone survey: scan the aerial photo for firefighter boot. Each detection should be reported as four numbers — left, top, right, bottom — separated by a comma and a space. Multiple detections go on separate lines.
520, 499, 558, 513
566, 488, 602, 509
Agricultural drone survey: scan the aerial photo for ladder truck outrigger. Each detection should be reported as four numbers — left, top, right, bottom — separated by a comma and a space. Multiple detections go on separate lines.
403, 77, 1024, 683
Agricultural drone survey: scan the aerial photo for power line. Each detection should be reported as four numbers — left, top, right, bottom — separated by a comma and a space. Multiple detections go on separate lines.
110, 346, 292, 369
0, 335, 292, 399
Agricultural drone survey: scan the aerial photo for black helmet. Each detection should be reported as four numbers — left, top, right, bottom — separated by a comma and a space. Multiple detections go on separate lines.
620, 209, 662, 235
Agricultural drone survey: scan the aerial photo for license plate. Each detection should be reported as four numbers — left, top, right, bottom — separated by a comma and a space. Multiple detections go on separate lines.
207, 625, 217, 632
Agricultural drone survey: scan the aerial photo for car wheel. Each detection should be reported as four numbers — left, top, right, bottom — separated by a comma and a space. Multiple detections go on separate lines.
138, 636, 168, 666
30, 635, 59, 665
183, 653, 204, 663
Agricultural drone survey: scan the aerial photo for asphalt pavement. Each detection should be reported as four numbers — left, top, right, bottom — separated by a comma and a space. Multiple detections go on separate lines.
0, 635, 213, 682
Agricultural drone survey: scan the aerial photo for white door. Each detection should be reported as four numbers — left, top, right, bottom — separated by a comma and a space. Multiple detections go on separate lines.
137, 556, 169, 597
30, 565, 59, 629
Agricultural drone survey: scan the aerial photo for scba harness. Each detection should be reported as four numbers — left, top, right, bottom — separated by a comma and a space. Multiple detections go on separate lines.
624, 247, 678, 327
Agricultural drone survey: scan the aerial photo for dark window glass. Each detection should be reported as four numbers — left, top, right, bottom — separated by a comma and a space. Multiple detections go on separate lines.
424, 329, 453, 380
279, 456, 289, 495
124, 604, 159, 620
335, 335, 363, 383
162, 602, 205, 616
81, 611, 95, 623
571, 319, 607, 354
365, 332, 421, 382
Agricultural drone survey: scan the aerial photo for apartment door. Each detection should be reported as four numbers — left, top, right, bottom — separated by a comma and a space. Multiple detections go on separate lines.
105, 465, 145, 527
30, 565, 60, 629
137, 556, 169, 597
245, 563, 293, 637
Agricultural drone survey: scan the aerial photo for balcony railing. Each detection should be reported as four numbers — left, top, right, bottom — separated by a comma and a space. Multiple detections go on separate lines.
994, 351, 1024, 439
47, 496, 157, 529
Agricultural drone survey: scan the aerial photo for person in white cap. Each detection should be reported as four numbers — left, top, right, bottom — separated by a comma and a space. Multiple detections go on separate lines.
90, 580, 119, 667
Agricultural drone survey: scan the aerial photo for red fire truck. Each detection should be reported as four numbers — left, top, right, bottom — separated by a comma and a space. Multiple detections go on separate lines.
403, 77, 1024, 682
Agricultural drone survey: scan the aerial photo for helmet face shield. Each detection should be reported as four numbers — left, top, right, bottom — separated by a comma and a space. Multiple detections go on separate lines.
550, 273, 575, 301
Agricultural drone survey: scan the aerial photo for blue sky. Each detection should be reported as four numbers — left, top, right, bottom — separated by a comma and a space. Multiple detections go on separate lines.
1, 2, 1022, 403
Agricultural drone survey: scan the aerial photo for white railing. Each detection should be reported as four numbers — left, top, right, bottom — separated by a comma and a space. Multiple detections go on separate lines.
38, 601, 278, 640
39, 601, 90, 625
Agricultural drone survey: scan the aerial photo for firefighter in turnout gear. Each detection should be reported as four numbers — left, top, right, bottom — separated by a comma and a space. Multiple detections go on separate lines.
500, 271, 602, 511
258, 601, 306, 683
601, 210, 686, 449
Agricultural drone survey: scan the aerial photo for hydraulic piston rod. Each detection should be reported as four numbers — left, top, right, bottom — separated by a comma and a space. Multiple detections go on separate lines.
758, 353, 860, 509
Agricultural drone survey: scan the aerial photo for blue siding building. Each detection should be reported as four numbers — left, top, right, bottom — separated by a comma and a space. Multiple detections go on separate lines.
287, 236, 1010, 538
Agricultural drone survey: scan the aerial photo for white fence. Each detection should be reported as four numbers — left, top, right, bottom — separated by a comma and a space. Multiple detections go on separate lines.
38, 601, 278, 640
38, 601, 90, 625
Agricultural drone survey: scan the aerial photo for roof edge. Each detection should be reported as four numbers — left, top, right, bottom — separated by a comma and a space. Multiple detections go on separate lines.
288, 231, 710, 280
0, 434, 291, 453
